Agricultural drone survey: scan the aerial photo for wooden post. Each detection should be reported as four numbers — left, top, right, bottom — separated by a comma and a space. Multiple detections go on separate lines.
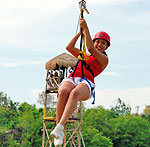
78, 101, 82, 147
58, 65, 61, 84
42, 120, 45, 147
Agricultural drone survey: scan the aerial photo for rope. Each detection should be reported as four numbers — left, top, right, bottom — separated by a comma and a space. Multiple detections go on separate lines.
77, 1, 89, 60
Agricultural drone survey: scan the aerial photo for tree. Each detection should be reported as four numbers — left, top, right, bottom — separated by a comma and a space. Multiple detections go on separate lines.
110, 98, 131, 116
17, 103, 43, 146
82, 125, 113, 147
142, 105, 150, 122
0, 94, 43, 147
81, 106, 114, 146
0, 92, 18, 129
144, 105, 150, 116
0, 91, 19, 115
1, 92, 150, 147
37, 91, 57, 109
107, 114, 150, 147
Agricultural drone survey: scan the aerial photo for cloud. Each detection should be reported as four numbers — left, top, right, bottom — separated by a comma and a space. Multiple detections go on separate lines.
0, 0, 75, 49
0, 62, 22, 67
31, 88, 43, 103
85, 87, 150, 114
0, 61, 42, 67
0, 0, 148, 52
0, 57, 43, 67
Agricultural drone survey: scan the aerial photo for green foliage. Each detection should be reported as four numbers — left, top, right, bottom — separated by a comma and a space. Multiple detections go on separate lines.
106, 114, 150, 147
111, 98, 131, 116
0, 92, 19, 113
0, 101, 16, 129
81, 106, 150, 147
82, 125, 113, 147
81, 106, 115, 146
16, 103, 43, 146
0, 92, 43, 147
1, 91, 150, 147
4, 134, 21, 147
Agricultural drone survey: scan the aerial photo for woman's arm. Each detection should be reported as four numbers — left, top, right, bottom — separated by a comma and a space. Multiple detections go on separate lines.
66, 32, 81, 58
88, 44, 109, 71
80, 18, 109, 71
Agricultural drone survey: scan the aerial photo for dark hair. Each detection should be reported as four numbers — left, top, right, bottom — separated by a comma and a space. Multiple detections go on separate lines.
93, 38, 109, 47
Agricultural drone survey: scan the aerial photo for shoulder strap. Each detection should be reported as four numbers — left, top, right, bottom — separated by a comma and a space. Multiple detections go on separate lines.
102, 51, 107, 56
82, 60, 94, 79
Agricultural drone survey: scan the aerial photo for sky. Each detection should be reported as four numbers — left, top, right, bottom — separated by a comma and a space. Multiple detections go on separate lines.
0, 0, 150, 113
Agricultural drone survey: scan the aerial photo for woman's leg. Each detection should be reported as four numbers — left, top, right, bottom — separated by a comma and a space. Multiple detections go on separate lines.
59, 83, 90, 126
56, 81, 75, 124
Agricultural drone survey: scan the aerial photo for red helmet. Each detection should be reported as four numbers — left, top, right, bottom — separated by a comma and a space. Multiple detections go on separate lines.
93, 31, 111, 47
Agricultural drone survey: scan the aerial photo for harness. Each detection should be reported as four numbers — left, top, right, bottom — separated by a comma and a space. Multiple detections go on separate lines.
70, 0, 96, 104
71, 52, 107, 104
71, 59, 96, 104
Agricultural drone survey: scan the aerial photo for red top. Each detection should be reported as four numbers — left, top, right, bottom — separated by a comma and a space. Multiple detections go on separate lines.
68, 55, 102, 83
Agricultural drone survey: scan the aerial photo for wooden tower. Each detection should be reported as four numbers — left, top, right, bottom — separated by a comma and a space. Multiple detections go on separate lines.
42, 53, 85, 147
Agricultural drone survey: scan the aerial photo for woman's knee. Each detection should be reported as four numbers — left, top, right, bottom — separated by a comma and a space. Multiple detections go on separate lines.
69, 84, 90, 101
58, 81, 75, 98
69, 89, 80, 100
58, 87, 70, 98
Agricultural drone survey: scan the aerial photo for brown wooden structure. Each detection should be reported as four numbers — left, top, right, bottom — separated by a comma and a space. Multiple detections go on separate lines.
42, 53, 85, 147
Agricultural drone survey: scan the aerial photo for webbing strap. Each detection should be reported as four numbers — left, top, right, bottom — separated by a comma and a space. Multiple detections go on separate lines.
72, 1, 95, 104
71, 60, 94, 79
71, 60, 80, 78
81, 77, 95, 104
78, 0, 89, 61
78, 34, 88, 60
71, 60, 95, 104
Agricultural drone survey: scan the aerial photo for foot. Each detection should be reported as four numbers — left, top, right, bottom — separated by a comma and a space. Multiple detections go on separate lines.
50, 124, 64, 146
54, 138, 63, 147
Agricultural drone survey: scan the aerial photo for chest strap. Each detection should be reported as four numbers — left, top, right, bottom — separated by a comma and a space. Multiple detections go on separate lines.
71, 60, 94, 79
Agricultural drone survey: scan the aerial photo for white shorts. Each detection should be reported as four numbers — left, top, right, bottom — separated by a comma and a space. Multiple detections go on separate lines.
60, 77, 95, 99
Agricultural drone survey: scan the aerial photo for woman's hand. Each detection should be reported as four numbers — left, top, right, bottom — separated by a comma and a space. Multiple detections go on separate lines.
80, 18, 88, 30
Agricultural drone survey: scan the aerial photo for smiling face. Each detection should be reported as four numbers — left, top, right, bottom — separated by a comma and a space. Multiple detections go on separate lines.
94, 38, 108, 52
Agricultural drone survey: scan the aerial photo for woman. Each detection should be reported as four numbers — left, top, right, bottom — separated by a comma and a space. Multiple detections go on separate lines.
50, 18, 111, 146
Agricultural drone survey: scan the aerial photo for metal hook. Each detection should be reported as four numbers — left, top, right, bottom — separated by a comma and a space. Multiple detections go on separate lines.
79, 0, 89, 14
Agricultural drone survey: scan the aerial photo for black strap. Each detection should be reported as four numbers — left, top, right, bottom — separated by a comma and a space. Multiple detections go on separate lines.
79, 0, 85, 59
102, 51, 107, 56
71, 60, 80, 78
71, 60, 94, 79
72, 51, 107, 79
82, 60, 94, 79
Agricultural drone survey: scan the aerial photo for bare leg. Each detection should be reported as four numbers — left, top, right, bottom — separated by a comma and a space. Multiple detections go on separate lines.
59, 83, 90, 126
56, 81, 75, 124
